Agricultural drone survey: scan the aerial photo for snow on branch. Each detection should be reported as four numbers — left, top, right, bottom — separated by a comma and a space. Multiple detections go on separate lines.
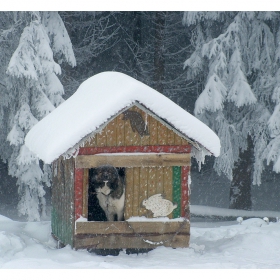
194, 74, 226, 115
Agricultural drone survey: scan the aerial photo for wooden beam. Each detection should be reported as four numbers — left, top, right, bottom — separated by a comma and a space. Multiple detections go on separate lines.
75, 220, 190, 235
74, 221, 190, 249
75, 153, 191, 168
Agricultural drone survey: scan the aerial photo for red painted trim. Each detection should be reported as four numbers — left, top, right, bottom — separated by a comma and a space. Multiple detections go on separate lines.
78, 145, 191, 155
181, 166, 190, 218
74, 168, 84, 220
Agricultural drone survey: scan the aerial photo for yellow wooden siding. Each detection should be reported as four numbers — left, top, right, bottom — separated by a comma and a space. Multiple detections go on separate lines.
124, 166, 173, 219
116, 114, 125, 146
124, 168, 134, 219
138, 167, 148, 217
83, 106, 189, 148
82, 105, 189, 221
163, 167, 173, 219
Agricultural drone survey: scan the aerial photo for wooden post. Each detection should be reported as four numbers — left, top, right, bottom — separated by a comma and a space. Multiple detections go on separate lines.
74, 168, 84, 220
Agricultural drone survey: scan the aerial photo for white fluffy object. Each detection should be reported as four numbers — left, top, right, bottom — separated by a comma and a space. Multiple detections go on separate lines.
142, 194, 177, 217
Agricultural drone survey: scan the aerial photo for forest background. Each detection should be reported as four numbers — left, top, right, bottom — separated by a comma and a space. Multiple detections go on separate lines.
1, 7, 280, 222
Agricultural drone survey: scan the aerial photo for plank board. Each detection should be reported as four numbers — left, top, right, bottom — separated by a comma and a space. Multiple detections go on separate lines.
172, 166, 181, 219
105, 119, 117, 146
163, 166, 173, 219
80, 105, 193, 149
138, 167, 148, 217
147, 167, 157, 203
74, 221, 190, 249
75, 153, 191, 168
149, 116, 158, 145
116, 114, 125, 146
124, 168, 134, 219
82, 169, 89, 218
132, 167, 140, 216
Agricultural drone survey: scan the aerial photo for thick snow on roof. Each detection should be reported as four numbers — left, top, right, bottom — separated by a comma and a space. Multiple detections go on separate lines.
25, 72, 220, 164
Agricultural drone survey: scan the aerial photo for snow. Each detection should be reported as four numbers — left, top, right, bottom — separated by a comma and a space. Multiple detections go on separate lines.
1, 206, 280, 272
126, 216, 185, 222
191, 205, 280, 219
25, 72, 220, 164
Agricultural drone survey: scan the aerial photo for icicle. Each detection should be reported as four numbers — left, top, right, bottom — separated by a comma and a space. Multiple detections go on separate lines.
191, 146, 211, 171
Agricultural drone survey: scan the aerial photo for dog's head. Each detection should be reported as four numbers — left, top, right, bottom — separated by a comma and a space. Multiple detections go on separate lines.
90, 165, 119, 196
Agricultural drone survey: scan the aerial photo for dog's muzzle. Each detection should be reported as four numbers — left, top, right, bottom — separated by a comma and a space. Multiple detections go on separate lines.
100, 181, 111, 196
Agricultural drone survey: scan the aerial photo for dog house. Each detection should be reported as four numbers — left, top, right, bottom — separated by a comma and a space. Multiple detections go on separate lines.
25, 72, 220, 252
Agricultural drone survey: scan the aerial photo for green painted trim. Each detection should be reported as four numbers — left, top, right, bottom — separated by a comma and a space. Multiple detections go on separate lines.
172, 166, 181, 218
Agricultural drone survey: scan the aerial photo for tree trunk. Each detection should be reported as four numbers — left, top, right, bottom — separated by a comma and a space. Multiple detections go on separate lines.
132, 11, 142, 79
153, 11, 165, 93
229, 135, 254, 210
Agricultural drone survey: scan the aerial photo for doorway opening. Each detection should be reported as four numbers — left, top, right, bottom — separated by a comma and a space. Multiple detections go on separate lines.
87, 167, 125, 221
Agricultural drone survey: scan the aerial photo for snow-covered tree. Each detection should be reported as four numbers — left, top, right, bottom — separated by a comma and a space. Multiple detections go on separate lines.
183, 11, 280, 209
0, 11, 76, 220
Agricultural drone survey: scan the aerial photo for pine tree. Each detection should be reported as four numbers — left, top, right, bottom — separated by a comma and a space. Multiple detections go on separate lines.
0, 11, 76, 220
60, 12, 192, 108
183, 11, 279, 209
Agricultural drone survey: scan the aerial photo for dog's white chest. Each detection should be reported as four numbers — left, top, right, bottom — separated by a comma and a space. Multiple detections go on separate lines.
97, 191, 125, 221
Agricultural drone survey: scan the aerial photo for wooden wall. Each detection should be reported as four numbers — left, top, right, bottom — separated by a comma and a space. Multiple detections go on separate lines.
75, 105, 191, 222
51, 157, 75, 247
83, 106, 190, 148
74, 221, 190, 250
125, 166, 173, 219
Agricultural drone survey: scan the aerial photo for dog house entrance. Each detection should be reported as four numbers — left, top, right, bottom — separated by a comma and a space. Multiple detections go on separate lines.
88, 167, 125, 222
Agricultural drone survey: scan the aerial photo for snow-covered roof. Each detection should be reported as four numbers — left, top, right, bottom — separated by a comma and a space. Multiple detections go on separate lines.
25, 71, 220, 164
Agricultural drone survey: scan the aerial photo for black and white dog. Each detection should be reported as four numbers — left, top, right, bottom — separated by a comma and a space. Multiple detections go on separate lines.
88, 165, 125, 221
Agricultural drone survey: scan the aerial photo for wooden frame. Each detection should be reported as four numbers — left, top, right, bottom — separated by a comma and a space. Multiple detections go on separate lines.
74, 145, 191, 221
74, 220, 190, 249
75, 153, 191, 168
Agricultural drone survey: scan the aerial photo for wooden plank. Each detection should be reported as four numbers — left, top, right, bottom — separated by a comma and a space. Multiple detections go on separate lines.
51, 159, 58, 239
163, 166, 173, 219
84, 135, 97, 147
156, 167, 164, 194
181, 138, 189, 145
166, 127, 175, 145
132, 167, 140, 217
74, 233, 190, 249
163, 166, 173, 202
75, 153, 191, 168
105, 118, 117, 147
82, 169, 89, 218
60, 160, 66, 244
157, 122, 167, 145
181, 166, 189, 219
172, 166, 181, 219
149, 116, 158, 145
116, 114, 125, 146
174, 133, 182, 145
139, 167, 148, 217
74, 168, 84, 220
65, 157, 75, 246
147, 167, 157, 202
131, 107, 142, 146
124, 168, 134, 219
140, 112, 150, 146
69, 157, 76, 247
78, 145, 192, 155
124, 111, 133, 146
63, 159, 68, 244
74, 221, 190, 249
96, 129, 107, 147
75, 221, 190, 235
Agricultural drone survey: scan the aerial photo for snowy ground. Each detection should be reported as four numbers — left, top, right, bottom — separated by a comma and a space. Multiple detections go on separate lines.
1, 206, 280, 274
